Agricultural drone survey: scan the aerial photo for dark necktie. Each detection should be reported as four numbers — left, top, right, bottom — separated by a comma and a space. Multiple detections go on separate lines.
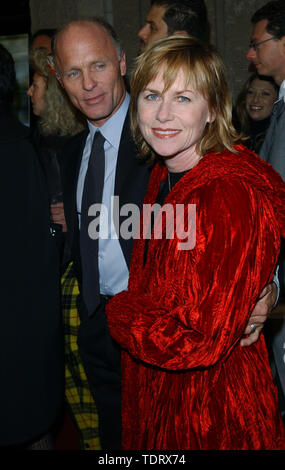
80, 131, 105, 315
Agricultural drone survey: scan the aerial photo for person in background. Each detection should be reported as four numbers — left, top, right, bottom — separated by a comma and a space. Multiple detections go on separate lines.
106, 35, 285, 450
27, 48, 94, 449
233, 73, 279, 154
138, 0, 209, 51
27, 47, 85, 264
0, 43, 64, 449
30, 28, 56, 54
246, 0, 285, 421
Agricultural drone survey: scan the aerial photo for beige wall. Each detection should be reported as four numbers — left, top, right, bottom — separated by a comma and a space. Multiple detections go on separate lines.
29, 0, 268, 100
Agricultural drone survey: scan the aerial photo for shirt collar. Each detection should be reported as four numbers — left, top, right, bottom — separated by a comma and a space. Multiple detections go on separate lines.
278, 79, 285, 102
87, 92, 130, 150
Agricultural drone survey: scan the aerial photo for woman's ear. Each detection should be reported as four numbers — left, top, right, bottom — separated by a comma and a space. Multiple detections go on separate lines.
207, 111, 216, 124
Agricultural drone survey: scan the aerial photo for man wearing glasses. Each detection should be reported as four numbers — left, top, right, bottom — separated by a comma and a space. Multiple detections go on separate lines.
247, 0, 285, 422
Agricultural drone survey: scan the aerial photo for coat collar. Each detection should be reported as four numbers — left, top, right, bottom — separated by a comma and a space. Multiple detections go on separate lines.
0, 104, 30, 143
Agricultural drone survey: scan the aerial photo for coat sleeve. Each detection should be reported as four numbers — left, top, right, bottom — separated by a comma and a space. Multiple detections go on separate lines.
106, 178, 279, 370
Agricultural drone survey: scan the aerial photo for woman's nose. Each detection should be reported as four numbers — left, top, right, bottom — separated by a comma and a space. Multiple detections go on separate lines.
27, 85, 33, 97
252, 92, 260, 103
156, 100, 173, 122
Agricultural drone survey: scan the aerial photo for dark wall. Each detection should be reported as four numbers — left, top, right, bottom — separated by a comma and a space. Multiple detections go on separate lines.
1, 1, 30, 35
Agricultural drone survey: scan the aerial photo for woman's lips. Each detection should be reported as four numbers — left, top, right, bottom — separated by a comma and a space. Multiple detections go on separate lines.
249, 106, 262, 111
152, 128, 182, 139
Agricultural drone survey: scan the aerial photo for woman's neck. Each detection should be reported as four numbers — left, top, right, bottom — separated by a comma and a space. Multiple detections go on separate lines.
164, 148, 202, 173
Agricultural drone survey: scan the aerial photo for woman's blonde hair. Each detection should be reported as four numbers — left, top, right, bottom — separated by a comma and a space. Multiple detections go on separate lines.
29, 48, 85, 136
130, 35, 239, 160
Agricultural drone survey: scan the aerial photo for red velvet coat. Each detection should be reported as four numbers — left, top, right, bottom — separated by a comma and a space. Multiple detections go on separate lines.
106, 145, 285, 450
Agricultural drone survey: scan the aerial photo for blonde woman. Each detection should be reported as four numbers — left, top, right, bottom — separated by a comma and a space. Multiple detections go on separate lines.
28, 47, 85, 238
106, 36, 285, 450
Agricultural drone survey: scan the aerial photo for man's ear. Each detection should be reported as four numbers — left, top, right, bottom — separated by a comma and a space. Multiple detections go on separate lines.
281, 35, 285, 56
173, 30, 189, 38
119, 51, 127, 77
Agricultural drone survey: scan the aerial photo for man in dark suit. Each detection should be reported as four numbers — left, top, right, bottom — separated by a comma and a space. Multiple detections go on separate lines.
53, 17, 278, 450
53, 18, 151, 449
246, 0, 285, 421
0, 44, 63, 448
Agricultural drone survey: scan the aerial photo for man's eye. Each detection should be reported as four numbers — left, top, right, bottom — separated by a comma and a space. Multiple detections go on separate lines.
150, 24, 157, 33
91, 63, 105, 71
68, 71, 79, 78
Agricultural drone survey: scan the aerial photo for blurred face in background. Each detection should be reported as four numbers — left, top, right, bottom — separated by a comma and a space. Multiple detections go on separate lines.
245, 77, 278, 121
27, 72, 46, 116
138, 4, 168, 51
31, 34, 52, 54
246, 19, 285, 85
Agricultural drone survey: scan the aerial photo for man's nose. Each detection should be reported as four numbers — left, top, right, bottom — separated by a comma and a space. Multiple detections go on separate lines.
138, 24, 148, 42
246, 46, 256, 62
82, 70, 97, 90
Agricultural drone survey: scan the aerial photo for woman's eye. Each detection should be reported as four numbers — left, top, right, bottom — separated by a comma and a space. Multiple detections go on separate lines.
145, 93, 158, 101
177, 95, 190, 102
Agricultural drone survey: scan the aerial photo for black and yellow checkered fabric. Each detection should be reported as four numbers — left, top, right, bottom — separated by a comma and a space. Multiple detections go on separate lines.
61, 262, 101, 450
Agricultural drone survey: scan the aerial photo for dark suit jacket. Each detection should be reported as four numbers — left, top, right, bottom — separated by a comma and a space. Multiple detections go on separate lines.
59, 113, 152, 299
0, 105, 64, 446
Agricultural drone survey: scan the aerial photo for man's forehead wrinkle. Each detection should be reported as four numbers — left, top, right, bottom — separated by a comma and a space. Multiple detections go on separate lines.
55, 23, 115, 71
56, 21, 110, 51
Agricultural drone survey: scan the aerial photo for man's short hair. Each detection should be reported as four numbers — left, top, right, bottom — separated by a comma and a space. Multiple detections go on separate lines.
0, 44, 16, 104
251, 0, 285, 39
31, 28, 57, 42
151, 0, 208, 42
52, 17, 122, 61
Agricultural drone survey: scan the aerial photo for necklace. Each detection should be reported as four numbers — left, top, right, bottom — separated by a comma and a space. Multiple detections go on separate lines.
168, 172, 171, 191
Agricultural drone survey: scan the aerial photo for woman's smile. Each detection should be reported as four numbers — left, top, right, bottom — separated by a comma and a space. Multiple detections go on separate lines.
152, 128, 182, 139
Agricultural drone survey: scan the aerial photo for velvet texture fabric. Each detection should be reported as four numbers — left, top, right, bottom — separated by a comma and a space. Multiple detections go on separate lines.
106, 145, 285, 450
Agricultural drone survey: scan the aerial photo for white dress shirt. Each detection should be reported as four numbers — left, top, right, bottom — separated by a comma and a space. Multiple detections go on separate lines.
278, 79, 285, 101
77, 93, 130, 296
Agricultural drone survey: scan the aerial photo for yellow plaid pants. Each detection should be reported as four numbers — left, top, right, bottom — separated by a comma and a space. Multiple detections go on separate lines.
61, 262, 101, 450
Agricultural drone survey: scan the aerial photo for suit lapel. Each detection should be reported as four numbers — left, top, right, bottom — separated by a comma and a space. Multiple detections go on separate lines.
114, 113, 153, 266
114, 113, 137, 198
273, 98, 285, 120
63, 128, 89, 250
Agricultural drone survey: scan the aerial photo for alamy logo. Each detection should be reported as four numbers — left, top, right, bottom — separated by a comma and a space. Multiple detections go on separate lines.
86, 196, 196, 251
